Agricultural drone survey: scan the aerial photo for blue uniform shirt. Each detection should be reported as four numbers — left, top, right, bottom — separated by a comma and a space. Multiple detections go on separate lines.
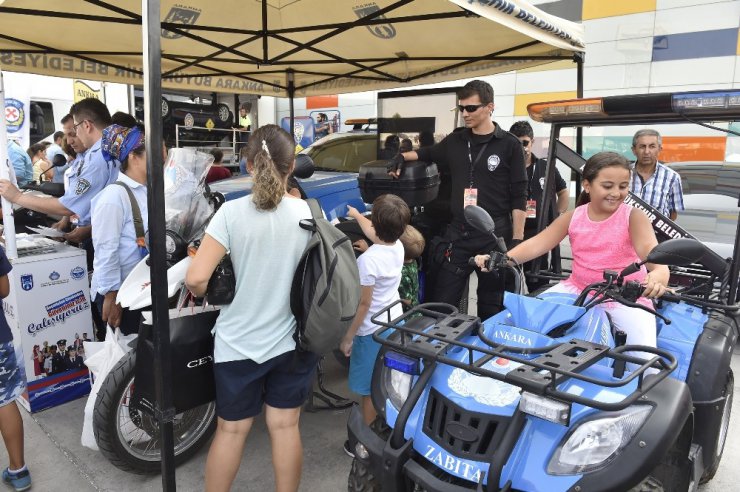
59, 138, 120, 226
7, 139, 33, 187
90, 173, 148, 297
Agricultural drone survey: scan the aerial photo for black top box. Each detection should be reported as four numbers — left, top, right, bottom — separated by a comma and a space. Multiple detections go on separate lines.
358, 160, 440, 207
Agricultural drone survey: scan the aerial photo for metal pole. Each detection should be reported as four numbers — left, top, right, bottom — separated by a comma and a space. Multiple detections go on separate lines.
0, 71, 18, 259
574, 52, 584, 199
142, 1, 177, 489
287, 69, 295, 144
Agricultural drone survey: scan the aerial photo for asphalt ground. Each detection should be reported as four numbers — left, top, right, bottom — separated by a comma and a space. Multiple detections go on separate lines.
2, 279, 739, 491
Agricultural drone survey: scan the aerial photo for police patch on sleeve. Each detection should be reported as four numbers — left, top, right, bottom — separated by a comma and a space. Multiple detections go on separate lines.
75, 178, 92, 196
487, 154, 500, 172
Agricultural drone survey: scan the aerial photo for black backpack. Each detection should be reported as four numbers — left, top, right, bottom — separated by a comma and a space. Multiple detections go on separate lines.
290, 199, 360, 354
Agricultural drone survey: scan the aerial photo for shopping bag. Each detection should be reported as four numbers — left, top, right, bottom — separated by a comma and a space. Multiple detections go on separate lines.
81, 326, 136, 450
131, 306, 219, 414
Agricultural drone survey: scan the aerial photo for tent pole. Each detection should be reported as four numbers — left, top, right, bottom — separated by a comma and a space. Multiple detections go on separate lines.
288, 69, 295, 144
142, 0, 177, 490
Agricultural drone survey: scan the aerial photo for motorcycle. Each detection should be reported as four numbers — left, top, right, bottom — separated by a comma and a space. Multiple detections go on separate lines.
346, 205, 736, 491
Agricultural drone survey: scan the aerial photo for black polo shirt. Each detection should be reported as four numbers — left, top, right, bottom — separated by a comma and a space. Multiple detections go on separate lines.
525, 155, 568, 232
417, 123, 527, 227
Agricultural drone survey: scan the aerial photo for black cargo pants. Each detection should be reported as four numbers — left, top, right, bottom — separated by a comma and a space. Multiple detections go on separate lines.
429, 218, 513, 321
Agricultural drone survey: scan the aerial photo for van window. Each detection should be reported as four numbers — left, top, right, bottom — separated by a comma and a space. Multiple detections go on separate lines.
30, 101, 55, 144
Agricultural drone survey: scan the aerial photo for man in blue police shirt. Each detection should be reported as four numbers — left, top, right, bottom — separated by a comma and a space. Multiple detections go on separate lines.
0, 98, 118, 249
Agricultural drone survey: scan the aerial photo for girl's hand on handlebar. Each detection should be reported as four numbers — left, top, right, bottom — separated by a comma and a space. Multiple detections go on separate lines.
641, 269, 672, 299
474, 254, 491, 272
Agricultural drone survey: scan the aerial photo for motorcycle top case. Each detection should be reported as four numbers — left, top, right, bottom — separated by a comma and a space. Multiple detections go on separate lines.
358, 160, 440, 207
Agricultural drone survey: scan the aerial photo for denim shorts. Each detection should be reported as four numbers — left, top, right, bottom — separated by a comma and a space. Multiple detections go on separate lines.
214, 350, 319, 421
0, 341, 25, 407
348, 330, 392, 396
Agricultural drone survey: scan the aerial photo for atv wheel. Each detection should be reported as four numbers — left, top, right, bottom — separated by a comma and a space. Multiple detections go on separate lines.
348, 458, 381, 492
92, 349, 217, 474
701, 369, 734, 483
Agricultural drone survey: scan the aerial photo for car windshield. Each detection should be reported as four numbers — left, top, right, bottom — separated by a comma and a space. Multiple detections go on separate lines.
301, 134, 377, 173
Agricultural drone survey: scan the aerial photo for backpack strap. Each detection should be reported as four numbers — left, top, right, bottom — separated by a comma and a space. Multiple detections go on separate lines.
305, 198, 323, 221
112, 181, 147, 249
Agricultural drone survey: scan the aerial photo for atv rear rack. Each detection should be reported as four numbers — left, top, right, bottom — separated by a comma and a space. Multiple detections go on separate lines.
371, 302, 678, 412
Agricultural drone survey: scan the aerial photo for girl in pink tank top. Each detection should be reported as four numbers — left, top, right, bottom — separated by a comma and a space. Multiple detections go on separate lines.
474, 152, 671, 350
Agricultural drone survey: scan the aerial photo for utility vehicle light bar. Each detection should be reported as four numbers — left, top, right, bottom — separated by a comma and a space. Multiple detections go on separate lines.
384, 351, 420, 375
520, 392, 571, 426
527, 98, 604, 122
672, 91, 740, 112
528, 89, 740, 122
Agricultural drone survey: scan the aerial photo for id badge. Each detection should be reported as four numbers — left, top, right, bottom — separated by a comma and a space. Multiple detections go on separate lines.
464, 188, 478, 207
526, 199, 537, 218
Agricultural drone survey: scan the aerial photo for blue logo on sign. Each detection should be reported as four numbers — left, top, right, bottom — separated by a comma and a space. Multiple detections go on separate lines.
4, 98, 25, 134
20, 274, 33, 291
49, 271, 60, 281
70, 267, 85, 280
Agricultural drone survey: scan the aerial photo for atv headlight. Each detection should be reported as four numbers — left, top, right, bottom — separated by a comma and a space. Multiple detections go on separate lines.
547, 405, 652, 475
382, 351, 418, 410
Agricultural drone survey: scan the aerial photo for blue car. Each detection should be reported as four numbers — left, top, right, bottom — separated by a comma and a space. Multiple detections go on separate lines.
208, 158, 367, 220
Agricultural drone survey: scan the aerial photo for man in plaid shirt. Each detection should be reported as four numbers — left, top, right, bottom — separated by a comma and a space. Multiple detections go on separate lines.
630, 129, 684, 220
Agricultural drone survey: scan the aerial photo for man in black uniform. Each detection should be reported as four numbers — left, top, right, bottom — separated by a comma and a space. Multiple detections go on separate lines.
389, 80, 527, 319
509, 120, 569, 291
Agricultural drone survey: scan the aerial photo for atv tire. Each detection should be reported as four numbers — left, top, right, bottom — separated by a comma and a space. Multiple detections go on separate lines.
348, 458, 381, 492
92, 348, 217, 474
701, 369, 734, 483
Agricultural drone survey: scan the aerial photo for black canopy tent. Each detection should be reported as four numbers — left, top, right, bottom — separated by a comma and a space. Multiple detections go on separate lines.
0, 1, 585, 488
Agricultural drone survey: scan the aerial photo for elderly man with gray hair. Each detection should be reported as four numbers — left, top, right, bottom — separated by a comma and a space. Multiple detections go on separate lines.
630, 128, 684, 220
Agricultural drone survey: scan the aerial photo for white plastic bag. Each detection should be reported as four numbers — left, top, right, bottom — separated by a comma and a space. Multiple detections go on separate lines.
80, 326, 136, 450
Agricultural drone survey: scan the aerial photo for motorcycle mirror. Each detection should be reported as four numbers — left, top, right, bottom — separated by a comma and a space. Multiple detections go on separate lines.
293, 154, 315, 179
52, 154, 67, 167
464, 205, 495, 236
464, 205, 508, 253
646, 238, 706, 266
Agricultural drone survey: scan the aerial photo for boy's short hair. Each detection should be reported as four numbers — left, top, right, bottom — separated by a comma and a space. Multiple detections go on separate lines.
400, 225, 425, 260
371, 194, 410, 243
509, 120, 534, 139
210, 148, 224, 163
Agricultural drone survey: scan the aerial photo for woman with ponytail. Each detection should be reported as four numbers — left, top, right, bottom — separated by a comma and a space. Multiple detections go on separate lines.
186, 125, 317, 492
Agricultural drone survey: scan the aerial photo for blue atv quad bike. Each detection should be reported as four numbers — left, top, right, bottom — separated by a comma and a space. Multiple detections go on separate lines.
347, 206, 736, 491
348, 88, 740, 491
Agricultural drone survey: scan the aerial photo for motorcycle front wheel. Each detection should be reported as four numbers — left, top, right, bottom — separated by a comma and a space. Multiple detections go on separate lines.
92, 348, 217, 474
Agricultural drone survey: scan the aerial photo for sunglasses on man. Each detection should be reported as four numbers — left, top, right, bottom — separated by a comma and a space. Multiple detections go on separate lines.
456, 104, 486, 113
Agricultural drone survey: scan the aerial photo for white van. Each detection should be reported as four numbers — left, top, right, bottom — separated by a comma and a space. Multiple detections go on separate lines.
3, 72, 129, 145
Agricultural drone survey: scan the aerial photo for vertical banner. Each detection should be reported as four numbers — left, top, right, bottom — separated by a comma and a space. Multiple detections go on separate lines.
0, 71, 18, 259
3, 81, 30, 150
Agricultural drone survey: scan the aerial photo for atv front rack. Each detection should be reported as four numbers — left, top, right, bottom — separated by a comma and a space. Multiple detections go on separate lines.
371, 302, 678, 412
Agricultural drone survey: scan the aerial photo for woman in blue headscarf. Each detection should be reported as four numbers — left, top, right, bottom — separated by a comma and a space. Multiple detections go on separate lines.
90, 124, 148, 335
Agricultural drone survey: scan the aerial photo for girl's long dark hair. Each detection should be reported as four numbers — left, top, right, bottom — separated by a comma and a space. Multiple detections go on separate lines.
576, 152, 631, 206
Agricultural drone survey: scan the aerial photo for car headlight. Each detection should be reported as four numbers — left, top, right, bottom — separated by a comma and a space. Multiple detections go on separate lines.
382, 351, 418, 410
547, 405, 653, 475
